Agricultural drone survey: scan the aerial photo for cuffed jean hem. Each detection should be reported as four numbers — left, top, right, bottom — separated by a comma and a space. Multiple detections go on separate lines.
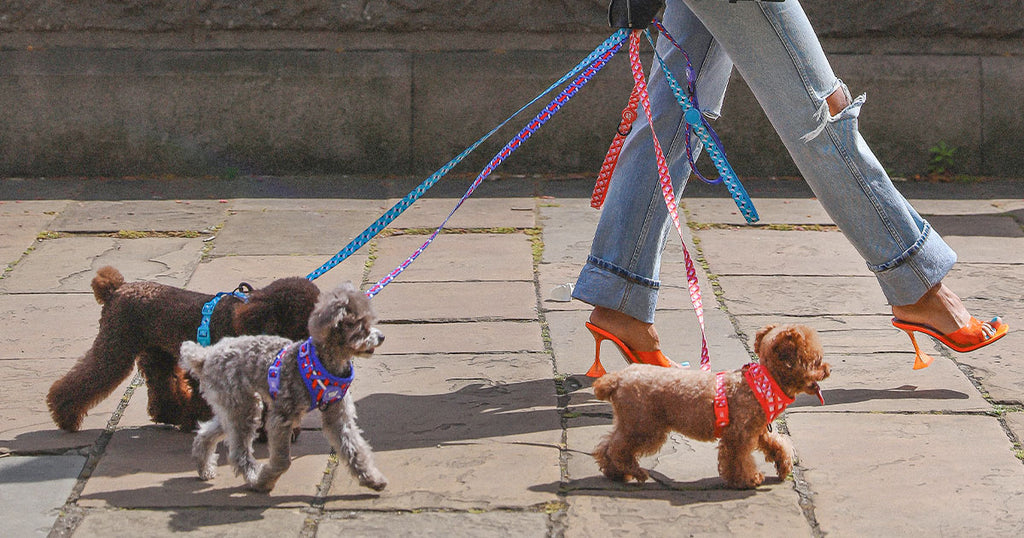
572, 255, 660, 324
870, 222, 958, 307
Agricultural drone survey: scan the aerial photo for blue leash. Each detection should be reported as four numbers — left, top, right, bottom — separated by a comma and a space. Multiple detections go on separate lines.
304, 29, 632, 282
648, 22, 758, 224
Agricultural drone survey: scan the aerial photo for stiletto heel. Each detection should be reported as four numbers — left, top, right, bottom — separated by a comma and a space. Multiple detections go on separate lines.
901, 329, 934, 370
585, 322, 678, 377
892, 316, 1008, 370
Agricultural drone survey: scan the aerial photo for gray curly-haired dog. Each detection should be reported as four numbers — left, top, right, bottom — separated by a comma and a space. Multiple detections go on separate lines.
179, 282, 387, 493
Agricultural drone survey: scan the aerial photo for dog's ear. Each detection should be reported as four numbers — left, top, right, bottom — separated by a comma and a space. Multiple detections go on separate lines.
753, 324, 778, 357
766, 326, 804, 366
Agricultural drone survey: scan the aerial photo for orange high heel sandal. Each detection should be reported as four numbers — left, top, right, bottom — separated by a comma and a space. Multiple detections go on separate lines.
891, 316, 1008, 370
584, 321, 679, 377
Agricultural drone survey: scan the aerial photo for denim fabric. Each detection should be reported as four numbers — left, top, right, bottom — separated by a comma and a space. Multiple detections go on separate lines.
573, 0, 956, 323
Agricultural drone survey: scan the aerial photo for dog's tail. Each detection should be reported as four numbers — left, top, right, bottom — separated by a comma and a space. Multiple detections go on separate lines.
91, 266, 125, 305
178, 341, 207, 377
592, 374, 620, 401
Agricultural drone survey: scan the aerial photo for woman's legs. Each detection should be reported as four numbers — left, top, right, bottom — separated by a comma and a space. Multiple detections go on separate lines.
573, 1, 733, 351
680, 0, 972, 332
575, 0, 989, 347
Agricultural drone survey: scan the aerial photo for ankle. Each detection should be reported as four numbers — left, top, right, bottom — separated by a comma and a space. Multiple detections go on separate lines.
589, 307, 661, 352
891, 283, 971, 335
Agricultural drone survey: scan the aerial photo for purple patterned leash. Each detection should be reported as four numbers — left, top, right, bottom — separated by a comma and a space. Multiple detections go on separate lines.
364, 40, 625, 298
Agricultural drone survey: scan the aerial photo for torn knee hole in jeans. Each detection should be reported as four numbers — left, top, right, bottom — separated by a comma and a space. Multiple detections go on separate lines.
801, 81, 867, 142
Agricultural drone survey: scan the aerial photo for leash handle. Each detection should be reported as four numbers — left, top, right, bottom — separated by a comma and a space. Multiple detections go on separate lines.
626, 30, 711, 370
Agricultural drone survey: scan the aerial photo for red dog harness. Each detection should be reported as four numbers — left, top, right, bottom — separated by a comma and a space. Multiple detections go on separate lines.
713, 363, 795, 438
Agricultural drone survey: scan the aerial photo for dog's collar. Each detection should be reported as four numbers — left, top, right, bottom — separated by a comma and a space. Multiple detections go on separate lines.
267, 337, 353, 411
744, 362, 794, 424
713, 363, 794, 438
195, 282, 253, 346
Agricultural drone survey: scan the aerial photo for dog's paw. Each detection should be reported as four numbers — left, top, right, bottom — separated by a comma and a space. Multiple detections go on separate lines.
360, 472, 388, 492
196, 461, 218, 481
726, 471, 764, 490
249, 480, 275, 493
628, 467, 650, 483
774, 457, 793, 480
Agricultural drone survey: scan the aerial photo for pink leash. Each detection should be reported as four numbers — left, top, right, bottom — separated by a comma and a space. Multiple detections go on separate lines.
593, 31, 711, 370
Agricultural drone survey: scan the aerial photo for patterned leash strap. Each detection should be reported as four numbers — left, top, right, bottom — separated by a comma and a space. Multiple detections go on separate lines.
647, 22, 758, 224
365, 35, 627, 298
591, 22, 758, 226
626, 29, 711, 370
591, 79, 641, 209
305, 29, 631, 282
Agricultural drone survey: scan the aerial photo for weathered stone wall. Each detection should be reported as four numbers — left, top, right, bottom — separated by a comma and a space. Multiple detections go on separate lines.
1, 1, 1022, 178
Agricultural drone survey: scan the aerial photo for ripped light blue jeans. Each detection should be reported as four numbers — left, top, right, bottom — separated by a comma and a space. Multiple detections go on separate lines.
573, 0, 956, 324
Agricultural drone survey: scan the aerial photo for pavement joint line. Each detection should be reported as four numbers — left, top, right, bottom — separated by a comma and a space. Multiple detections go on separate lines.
685, 203, 823, 535
527, 198, 576, 531
49, 371, 142, 537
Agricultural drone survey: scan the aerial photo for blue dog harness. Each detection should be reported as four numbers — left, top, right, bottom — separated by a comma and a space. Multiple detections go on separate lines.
195, 283, 253, 346
267, 338, 353, 411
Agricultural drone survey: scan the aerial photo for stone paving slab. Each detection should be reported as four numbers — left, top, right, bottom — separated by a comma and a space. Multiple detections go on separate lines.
563, 491, 812, 538
0, 200, 63, 268
354, 352, 558, 451
230, 198, 388, 213
77, 425, 330, 509
369, 281, 538, 322
0, 454, 87, 537
0, 358, 131, 453
212, 207, 387, 256
929, 213, 1024, 239
385, 198, 537, 230
961, 329, 1024, 405
73, 507, 308, 537
1004, 412, 1024, 451
0, 237, 204, 292
696, 228, 866, 276
328, 432, 561, 511
187, 254, 367, 293
368, 233, 534, 283
685, 198, 834, 226
732, 314, 910, 355
327, 351, 561, 510
789, 351, 988, 414
943, 235, 1024, 263
317, 510, 552, 538
716, 275, 888, 316
911, 198, 1024, 216
787, 413, 1024, 536
48, 200, 228, 233
381, 321, 545, 355
0, 293, 100, 360
537, 198, 601, 266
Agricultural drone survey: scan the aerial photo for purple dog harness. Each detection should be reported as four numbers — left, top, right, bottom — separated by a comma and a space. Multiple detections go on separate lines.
267, 338, 354, 411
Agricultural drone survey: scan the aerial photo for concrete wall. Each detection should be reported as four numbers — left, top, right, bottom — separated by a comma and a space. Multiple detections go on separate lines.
1, 1, 1022, 178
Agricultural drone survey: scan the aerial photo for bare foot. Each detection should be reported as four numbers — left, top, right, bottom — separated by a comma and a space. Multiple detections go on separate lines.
891, 282, 972, 335
588, 306, 661, 352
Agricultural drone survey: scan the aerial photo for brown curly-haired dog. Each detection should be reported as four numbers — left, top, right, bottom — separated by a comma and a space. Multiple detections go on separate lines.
47, 266, 320, 432
592, 324, 830, 489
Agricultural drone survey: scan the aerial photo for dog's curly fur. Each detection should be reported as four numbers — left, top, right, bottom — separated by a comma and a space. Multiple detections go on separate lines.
179, 282, 387, 493
592, 324, 830, 489
46, 266, 320, 432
